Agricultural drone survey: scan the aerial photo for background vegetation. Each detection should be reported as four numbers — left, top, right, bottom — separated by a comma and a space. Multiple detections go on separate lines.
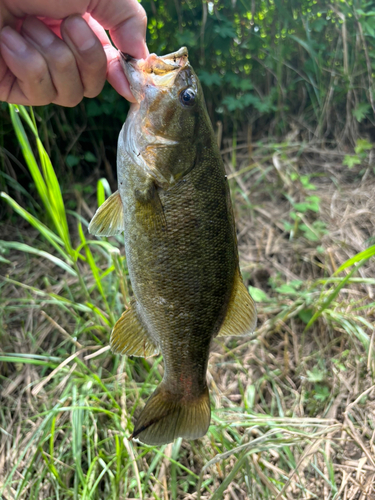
1, 0, 375, 498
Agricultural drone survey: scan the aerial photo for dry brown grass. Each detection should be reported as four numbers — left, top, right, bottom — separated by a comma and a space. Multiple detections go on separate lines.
1, 138, 375, 499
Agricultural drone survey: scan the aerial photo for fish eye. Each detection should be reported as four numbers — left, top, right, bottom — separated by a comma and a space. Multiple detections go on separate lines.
179, 88, 196, 107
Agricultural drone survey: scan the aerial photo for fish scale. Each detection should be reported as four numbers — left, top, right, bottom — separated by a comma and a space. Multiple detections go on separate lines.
89, 47, 257, 445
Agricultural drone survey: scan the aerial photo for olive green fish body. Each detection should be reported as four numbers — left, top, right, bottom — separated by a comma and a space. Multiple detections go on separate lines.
89, 48, 256, 445
118, 123, 237, 399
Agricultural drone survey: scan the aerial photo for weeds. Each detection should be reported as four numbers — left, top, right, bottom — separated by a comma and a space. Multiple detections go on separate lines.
1, 105, 375, 499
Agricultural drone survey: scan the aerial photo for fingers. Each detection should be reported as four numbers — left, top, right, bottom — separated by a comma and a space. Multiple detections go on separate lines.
22, 17, 83, 106
0, 0, 149, 105
0, 16, 107, 106
60, 16, 107, 99
0, 26, 56, 105
84, 0, 148, 59
84, 15, 136, 102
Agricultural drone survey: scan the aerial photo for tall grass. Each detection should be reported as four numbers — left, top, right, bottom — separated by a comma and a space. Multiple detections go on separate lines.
1, 105, 375, 499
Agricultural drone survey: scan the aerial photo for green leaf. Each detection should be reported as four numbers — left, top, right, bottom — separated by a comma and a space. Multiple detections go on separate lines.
66, 155, 80, 168
222, 96, 244, 112
176, 30, 197, 48
300, 224, 320, 242
214, 23, 236, 39
283, 221, 294, 231
293, 202, 310, 212
363, 20, 375, 37
275, 284, 300, 294
300, 175, 316, 190
313, 384, 330, 401
343, 155, 361, 168
84, 152, 97, 163
352, 103, 371, 122
354, 139, 373, 154
198, 71, 222, 87
298, 309, 314, 324
305, 196, 320, 212
238, 80, 254, 91
306, 367, 325, 382
224, 74, 253, 91
248, 286, 271, 302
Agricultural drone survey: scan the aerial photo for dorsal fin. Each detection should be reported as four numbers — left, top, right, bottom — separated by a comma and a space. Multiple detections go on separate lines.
217, 269, 257, 337
89, 191, 125, 236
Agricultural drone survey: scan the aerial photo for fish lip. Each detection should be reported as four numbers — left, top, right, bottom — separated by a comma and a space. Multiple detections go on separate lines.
120, 52, 134, 63
120, 51, 143, 102
120, 48, 189, 77
119, 51, 137, 75
159, 47, 188, 63
119, 47, 190, 103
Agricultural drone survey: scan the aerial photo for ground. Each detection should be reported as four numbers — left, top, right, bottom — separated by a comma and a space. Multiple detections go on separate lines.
0, 129, 375, 499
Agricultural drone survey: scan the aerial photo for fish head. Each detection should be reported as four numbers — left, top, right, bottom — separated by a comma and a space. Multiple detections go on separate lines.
120, 48, 207, 185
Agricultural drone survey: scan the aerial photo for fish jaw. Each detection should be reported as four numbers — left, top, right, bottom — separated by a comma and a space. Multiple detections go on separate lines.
120, 48, 189, 103
118, 47, 201, 189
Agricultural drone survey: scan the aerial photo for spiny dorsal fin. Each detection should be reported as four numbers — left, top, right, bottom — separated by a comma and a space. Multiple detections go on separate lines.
110, 303, 159, 358
131, 384, 210, 445
88, 191, 125, 236
217, 268, 257, 337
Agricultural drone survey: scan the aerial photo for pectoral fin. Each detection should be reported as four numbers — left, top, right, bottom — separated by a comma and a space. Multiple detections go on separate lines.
111, 303, 159, 358
134, 180, 167, 233
217, 269, 257, 337
88, 191, 125, 236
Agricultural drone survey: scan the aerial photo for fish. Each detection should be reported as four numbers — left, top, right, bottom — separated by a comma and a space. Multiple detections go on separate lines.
88, 47, 256, 446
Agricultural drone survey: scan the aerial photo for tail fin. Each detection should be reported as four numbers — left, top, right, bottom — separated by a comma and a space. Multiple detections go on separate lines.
131, 384, 211, 446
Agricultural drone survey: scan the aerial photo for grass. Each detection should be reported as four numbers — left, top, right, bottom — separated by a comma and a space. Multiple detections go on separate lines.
0, 105, 375, 499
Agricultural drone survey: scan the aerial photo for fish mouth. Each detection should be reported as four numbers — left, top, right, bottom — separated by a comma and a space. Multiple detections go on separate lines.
120, 47, 189, 102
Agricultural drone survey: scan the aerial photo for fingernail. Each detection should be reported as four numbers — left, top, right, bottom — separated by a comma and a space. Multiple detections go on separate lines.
22, 19, 55, 48
0, 27, 27, 54
64, 16, 96, 52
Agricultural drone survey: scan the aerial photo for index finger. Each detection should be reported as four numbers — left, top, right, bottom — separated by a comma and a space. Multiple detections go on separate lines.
84, 15, 138, 102
2, 0, 148, 59
89, 0, 148, 59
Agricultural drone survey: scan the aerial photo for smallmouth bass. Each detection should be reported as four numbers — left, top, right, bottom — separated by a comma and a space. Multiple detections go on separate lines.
89, 47, 256, 445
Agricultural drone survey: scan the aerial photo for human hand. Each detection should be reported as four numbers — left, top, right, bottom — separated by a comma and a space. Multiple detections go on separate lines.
0, 0, 148, 106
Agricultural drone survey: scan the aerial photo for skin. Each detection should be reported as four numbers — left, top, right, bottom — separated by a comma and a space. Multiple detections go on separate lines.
118, 51, 238, 407
0, 0, 148, 106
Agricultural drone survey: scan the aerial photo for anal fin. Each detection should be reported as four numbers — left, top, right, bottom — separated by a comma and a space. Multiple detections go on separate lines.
89, 191, 125, 236
217, 268, 257, 337
110, 304, 159, 358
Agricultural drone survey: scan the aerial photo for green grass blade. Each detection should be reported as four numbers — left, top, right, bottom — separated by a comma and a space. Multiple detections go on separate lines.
8, 105, 49, 209
334, 244, 375, 274
9, 104, 74, 256
0, 241, 77, 276
304, 263, 364, 331
97, 178, 112, 207
0, 192, 72, 263
78, 222, 113, 322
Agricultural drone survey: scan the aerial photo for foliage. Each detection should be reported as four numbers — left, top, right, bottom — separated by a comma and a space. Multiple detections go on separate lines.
142, 0, 375, 140
1, 105, 375, 498
343, 137, 373, 168
1, 1, 375, 496
1, 0, 375, 208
